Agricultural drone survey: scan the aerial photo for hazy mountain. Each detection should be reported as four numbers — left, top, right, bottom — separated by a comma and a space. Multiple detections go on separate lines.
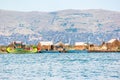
0, 9, 120, 45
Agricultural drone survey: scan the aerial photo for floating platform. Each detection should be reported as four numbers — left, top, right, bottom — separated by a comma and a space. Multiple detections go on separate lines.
39, 50, 88, 53
88, 50, 120, 53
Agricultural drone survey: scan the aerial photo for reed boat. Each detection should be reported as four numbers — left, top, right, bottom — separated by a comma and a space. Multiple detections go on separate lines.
7, 47, 37, 53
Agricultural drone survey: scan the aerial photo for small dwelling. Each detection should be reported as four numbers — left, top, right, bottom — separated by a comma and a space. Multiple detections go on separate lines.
54, 41, 66, 52
8, 41, 23, 49
74, 42, 87, 50
88, 44, 100, 51
14, 41, 23, 48
100, 39, 120, 51
106, 39, 120, 50
37, 41, 53, 51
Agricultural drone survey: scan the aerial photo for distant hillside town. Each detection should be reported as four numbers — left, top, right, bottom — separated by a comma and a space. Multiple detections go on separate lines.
0, 39, 120, 53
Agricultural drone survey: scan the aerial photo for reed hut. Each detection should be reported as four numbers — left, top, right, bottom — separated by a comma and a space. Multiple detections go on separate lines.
106, 39, 120, 50
54, 41, 65, 52
100, 39, 120, 51
37, 41, 53, 51
8, 41, 23, 49
74, 42, 87, 50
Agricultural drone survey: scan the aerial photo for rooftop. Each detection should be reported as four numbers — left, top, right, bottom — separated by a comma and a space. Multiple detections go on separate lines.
75, 42, 87, 46
107, 39, 117, 43
39, 41, 53, 46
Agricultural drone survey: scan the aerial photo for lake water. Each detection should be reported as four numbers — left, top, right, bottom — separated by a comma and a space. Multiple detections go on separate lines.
0, 53, 120, 80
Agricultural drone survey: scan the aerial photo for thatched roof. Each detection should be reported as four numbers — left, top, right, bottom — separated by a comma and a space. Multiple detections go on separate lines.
39, 41, 53, 46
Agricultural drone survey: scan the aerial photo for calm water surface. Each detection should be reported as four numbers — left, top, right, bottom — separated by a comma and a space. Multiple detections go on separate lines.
0, 53, 120, 80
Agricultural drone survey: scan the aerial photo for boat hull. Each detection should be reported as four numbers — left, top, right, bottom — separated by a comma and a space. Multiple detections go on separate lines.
39, 50, 60, 53
67, 50, 88, 53
7, 47, 37, 54
39, 50, 88, 53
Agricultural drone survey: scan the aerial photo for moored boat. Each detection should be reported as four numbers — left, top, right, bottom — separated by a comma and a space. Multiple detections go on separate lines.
67, 50, 88, 53
7, 47, 37, 53
7, 41, 37, 53
39, 50, 60, 53
38, 49, 88, 53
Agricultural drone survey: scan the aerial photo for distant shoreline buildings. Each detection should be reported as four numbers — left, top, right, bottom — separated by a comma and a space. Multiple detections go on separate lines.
0, 38, 120, 53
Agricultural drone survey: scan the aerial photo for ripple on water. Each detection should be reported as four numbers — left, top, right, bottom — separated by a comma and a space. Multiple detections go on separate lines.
0, 53, 120, 80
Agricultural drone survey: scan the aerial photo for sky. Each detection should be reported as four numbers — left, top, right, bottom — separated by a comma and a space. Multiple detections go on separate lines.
0, 0, 120, 12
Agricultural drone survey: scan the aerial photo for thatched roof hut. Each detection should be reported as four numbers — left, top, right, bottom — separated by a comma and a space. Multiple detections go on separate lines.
106, 39, 120, 50
101, 39, 120, 50
74, 42, 87, 50
37, 41, 53, 50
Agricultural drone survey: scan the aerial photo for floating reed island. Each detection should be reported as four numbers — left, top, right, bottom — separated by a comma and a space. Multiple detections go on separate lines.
0, 39, 120, 53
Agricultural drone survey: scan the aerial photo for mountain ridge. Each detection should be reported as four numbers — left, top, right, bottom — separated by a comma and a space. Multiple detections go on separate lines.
0, 9, 120, 45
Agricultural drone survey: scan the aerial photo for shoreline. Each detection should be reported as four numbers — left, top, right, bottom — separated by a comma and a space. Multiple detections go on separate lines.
88, 50, 120, 53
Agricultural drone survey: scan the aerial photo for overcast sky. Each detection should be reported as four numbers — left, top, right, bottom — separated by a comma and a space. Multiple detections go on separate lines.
0, 0, 120, 12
